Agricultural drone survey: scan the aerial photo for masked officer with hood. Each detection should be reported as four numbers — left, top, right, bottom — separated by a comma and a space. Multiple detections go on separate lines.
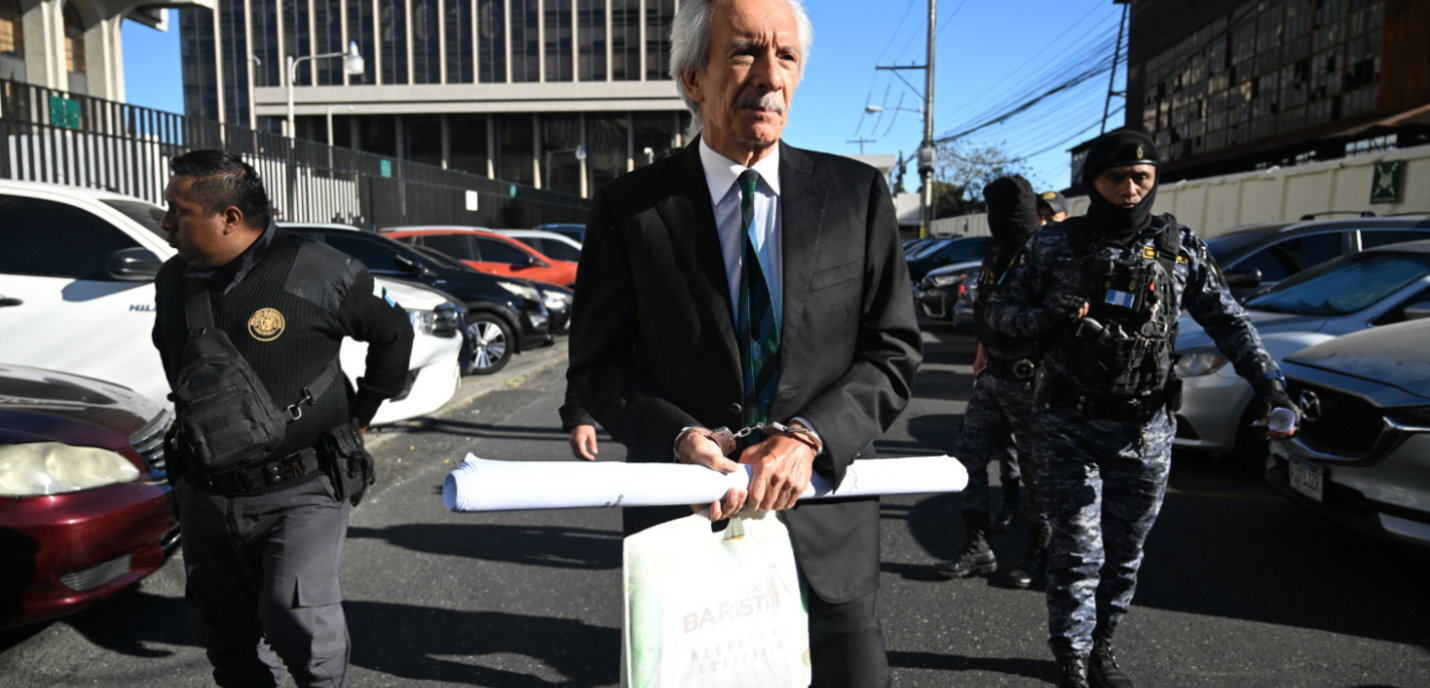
934, 175, 1049, 589
984, 131, 1298, 688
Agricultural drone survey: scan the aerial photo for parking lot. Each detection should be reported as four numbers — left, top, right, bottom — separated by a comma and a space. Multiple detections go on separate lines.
2, 324, 1428, 687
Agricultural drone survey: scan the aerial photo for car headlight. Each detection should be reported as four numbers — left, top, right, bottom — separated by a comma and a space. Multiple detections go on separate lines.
498, 282, 542, 301
930, 273, 961, 287
407, 309, 437, 335
1173, 348, 1228, 377
541, 291, 571, 310
0, 442, 140, 496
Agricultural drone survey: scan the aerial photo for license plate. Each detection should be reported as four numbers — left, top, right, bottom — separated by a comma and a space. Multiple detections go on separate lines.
1288, 458, 1324, 503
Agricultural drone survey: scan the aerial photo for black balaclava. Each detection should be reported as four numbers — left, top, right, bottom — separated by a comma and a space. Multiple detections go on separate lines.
1081, 130, 1160, 243
983, 175, 1040, 254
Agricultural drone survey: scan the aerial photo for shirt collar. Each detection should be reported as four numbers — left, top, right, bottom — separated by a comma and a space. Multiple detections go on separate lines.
698, 137, 782, 208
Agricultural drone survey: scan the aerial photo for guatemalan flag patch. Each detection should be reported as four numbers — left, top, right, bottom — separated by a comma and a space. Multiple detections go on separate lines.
1105, 289, 1137, 308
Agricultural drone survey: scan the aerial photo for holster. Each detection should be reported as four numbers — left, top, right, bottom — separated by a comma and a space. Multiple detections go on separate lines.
1167, 375, 1184, 413
319, 422, 375, 506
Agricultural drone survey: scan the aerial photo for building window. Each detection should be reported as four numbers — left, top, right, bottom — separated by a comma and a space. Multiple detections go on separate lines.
544, 0, 572, 82
347, 0, 376, 84
358, 115, 398, 157
283, 0, 310, 83
380, 0, 409, 84
510, 0, 539, 82
449, 114, 488, 174
412, 0, 440, 83
498, 114, 535, 185
542, 114, 580, 194
644, 0, 673, 81
478, 0, 506, 82
588, 113, 627, 186
445, 0, 474, 83
315, 0, 345, 85
0, 0, 23, 60
610, 0, 639, 80
64, 4, 84, 74
406, 114, 443, 166
577, 0, 605, 81
632, 112, 677, 168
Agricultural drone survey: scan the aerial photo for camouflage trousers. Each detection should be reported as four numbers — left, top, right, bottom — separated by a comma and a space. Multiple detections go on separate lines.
954, 371, 1045, 523
1031, 404, 1174, 658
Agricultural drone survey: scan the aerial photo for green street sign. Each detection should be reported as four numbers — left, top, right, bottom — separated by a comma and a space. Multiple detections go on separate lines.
48, 96, 81, 130
1370, 160, 1403, 205
509, 184, 517, 197
379, 159, 392, 178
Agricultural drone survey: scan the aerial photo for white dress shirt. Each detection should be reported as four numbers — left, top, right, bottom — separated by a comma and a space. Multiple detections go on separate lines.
699, 137, 783, 329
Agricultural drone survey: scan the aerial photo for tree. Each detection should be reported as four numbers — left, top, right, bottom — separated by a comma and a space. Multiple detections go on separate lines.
926, 141, 1041, 217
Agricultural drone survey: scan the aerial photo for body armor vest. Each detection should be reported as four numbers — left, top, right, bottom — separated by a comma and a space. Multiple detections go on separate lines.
1058, 215, 1183, 398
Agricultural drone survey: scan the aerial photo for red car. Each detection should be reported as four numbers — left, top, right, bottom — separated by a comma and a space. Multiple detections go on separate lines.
0, 364, 178, 630
382, 227, 579, 288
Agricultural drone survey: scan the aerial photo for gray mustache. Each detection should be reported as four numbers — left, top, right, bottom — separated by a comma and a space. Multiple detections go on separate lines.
735, 94, 786, 113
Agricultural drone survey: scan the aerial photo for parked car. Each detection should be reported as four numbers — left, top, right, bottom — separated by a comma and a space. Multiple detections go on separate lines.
383, 227, 579, 288
0, 364, 177, 630
1201, 216, 1430, 301
533, 223, 587, 245
1172, 240, 1430, 465
1265, 317, 1430, 549
905, 236, 993, 283
494, 229, 583, 263
282, 224, 552, 375
914, 261, 982, 321
405, 244, 572, 336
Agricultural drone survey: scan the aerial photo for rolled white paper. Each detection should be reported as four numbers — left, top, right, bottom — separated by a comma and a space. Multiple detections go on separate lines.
442, 454, 968, 513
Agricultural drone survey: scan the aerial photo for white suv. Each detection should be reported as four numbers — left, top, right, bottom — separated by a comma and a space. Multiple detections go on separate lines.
0, 180, 461, 425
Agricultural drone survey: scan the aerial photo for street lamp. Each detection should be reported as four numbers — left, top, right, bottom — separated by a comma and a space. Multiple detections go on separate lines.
247, 54, 261, 130
287, 41, 364, 139
642, 146, 654, 165
326, 105, 354, 147
545, 145, 587, 192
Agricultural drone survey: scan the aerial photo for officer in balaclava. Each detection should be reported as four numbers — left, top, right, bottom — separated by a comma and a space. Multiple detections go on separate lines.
982, 131, 1299, 688
933, 175, 1051, 589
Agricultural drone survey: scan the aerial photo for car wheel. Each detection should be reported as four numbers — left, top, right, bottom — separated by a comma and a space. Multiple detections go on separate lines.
464, 313, 513, 375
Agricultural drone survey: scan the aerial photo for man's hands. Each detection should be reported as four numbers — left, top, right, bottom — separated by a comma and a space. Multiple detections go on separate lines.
973, 343, 987, 375
568, 424, 599, 461
1249, 379, 1299, 440
1045, 293, 1090, 329
675, 424, 819, 521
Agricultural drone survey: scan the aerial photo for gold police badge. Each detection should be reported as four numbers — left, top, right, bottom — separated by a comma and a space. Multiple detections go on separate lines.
248, 308, 285, 341
1136, 145, 1145, 160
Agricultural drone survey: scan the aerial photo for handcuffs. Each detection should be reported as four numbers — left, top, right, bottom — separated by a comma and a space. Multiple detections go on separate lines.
673, 421, 823, 461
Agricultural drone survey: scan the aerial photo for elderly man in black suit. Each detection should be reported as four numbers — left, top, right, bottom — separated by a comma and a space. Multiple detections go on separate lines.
567, 0, 922, 685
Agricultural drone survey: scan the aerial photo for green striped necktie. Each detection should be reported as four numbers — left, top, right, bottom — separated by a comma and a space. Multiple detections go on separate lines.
736, 169, 781, 430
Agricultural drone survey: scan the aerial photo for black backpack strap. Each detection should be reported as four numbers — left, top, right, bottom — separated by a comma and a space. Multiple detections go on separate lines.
1152, 213, 1183, 276
284, 357, 343, 420
184, 278, 214, 337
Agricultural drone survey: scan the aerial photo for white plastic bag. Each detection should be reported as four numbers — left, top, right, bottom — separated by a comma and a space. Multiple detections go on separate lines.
622, 511, 810, 688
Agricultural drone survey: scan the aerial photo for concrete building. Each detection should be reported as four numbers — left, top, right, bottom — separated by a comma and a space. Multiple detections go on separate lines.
1121, 0, 1430, 182
178, 0, 693, 197
0, 0, 209, 100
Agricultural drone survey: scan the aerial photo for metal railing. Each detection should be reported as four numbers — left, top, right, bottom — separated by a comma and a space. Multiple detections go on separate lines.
0, 78, 589, 228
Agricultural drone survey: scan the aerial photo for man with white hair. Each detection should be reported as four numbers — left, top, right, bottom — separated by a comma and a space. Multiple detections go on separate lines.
567, 0, 921, 684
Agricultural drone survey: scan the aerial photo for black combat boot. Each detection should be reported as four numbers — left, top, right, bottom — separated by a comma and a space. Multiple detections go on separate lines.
1007, 520, 1051, 589
1056, 655, 1090, 688
933, 511, 997, 578
1089, 625, 1134, 688
991, 478, 1021, 532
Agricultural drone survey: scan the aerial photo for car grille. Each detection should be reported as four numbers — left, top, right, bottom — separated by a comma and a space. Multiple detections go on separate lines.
128, 409, 172, 475
59, 554, 133, 592
1287, 379, 1384, 456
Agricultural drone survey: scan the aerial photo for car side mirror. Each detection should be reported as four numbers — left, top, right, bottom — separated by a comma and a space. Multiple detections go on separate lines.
936, 254, 950, 263
107, 247, 163, 281
1223, 267, 1262, 288
1404, 300, 1430, 322
395, 254, 426, 276
528, 255, 548, 268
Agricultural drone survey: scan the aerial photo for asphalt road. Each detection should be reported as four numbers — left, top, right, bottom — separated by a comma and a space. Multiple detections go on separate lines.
3, 325, 1429, 687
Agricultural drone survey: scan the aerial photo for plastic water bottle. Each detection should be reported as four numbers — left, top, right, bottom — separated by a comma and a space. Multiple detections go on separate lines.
1267, 407, 1296, 433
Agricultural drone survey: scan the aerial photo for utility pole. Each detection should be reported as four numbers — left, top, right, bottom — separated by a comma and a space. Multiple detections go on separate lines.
876, 0, 937, 237
847, 138, 877, 155
1102, 0, 1130, 135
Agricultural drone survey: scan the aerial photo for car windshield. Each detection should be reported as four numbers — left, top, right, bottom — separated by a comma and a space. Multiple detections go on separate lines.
103, 200, 167, 239
908, 239, 953, 259
408, 244, 467, 270
1245, 251, 1430, 315
1203, 232, 1267, 264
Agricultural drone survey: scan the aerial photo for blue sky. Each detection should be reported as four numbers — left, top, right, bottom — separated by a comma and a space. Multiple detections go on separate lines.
121, 0, 1127, 190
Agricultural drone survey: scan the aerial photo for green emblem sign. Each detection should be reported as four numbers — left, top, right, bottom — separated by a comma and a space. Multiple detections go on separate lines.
48, 96, 81, 130
379, 159, 392, 178
509, 184, 517, 197
1370, 160, 1403, 205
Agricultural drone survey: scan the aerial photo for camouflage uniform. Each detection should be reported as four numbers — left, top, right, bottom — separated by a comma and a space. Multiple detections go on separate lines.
984, 215, 1278, 659
955, 372, 1039, 518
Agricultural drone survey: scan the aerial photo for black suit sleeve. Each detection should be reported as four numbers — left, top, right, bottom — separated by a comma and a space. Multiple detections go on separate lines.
568, 187, 700, 456
795, 173, 922, 480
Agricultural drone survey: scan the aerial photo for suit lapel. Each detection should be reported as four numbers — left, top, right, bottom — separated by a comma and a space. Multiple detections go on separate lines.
655, 141, 743, 380
773, 143, 828, 420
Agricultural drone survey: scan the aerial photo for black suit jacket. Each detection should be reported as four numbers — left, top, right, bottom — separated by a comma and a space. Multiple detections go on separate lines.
568, 139, 922, 604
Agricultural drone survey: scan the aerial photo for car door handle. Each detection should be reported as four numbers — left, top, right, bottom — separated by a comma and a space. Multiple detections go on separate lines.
0, 296, 22, 307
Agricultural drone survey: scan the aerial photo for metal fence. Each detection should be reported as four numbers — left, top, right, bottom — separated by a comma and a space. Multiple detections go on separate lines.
0, 78, 590, 228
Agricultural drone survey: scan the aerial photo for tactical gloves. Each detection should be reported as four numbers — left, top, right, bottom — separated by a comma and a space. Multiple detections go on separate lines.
1249, 377, 1300, 431
1042, 293, 1088, 331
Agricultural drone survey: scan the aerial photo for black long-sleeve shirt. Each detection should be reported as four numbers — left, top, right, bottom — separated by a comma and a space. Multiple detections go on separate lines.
153, 225, 413, 481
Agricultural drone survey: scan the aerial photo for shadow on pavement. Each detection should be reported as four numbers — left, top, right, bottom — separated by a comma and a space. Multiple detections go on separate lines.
888, 650, 1054, 682
348, 523, 621, 570
346, 601, 618, 686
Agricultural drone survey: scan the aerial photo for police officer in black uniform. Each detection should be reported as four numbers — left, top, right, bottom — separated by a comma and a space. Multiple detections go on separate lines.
984, 131, 1298, 688
153, 150, 413, 688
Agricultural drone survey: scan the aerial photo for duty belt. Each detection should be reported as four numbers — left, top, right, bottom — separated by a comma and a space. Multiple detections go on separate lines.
1043, 379, 1170, 420
984, 357, 1038, 383
196, 447, 322, 494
